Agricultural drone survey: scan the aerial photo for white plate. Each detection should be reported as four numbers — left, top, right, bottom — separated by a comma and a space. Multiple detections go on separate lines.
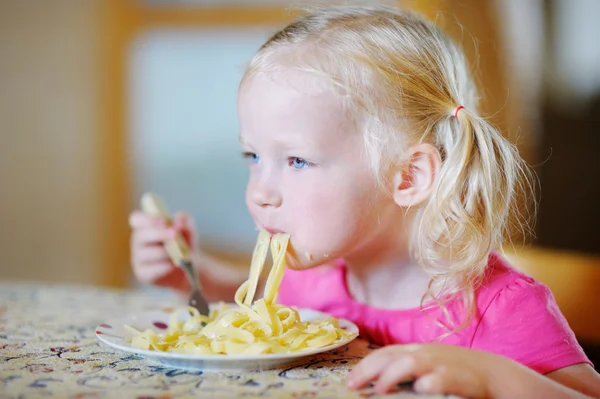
95, 307, 359, 371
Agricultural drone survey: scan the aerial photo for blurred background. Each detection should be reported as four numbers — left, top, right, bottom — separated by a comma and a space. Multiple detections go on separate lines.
0, 0, 598, 365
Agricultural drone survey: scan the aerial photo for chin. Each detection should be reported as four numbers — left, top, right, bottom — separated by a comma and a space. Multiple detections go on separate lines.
284, 253, 314, 271
284, 236, 337, 269
284, 248, 335, 271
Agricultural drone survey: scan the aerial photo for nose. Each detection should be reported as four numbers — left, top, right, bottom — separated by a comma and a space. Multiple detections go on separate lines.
250, 177, 282, 208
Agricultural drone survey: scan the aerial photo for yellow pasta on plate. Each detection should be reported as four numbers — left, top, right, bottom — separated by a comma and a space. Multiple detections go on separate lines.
95, 232, 358, 370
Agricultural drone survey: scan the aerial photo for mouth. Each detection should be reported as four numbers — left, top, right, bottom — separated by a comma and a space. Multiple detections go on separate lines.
261, 225, 286, 236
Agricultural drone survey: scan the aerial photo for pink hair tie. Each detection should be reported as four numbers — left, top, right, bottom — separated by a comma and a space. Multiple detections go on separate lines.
454, 105, 465, 118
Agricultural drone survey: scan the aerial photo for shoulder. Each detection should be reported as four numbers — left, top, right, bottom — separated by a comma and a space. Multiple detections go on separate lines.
479, 251, 537, 293
474, 251, 580, 327
471, 251, 592, 373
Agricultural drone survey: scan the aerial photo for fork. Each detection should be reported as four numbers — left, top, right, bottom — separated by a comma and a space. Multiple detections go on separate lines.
140, 193, 210, 315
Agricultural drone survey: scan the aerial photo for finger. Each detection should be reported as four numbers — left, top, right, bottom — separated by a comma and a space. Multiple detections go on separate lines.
133, 261, 175, 283
132, 228, 174, 247
129, 211, 166, 228
373, 354, 430, 394
413, 372, 445, 395
347, 348, 398, 389
173, 212, 197, 246
172, 211, 190, 228
414, 367, 484, 398
132, 246, 170, 265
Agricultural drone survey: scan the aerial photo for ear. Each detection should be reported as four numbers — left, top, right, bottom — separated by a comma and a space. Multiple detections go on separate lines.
392, 143, 441, 208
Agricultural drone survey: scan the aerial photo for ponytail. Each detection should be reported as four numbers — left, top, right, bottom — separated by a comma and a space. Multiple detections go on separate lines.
416, 107, 535, 332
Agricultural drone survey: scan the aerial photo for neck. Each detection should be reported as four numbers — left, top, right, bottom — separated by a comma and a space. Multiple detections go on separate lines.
345, 252, 432, 311
343, 212, 432, 310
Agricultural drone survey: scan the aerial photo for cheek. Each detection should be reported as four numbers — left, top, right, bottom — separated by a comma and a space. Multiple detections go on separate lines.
244, 181, 253, 206
244, 179, 258, 220
284, 188, 375, 270
285, 181, 334, 220
286, 179, 368, 242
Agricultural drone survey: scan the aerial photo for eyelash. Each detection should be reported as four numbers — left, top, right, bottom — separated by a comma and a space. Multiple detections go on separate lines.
241, 152, 260, 163
288, 157, 313, 169
241, 152, 314, 169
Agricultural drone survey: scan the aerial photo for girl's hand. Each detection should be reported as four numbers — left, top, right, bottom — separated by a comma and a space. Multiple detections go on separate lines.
347, 343, 495, 397
129, 210, 197, 289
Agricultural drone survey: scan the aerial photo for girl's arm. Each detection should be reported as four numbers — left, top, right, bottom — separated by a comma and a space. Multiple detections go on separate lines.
347, 344, 600, 398
192, 250, 250, 302
545, 364, 600, 399
149, 250, 248, 303
489, 362, 598, 399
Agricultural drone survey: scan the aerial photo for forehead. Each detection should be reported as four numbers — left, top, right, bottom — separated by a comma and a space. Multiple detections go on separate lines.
237, 69, 355, 143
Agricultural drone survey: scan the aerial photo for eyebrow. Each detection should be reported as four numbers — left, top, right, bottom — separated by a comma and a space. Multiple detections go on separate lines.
239, 133, 314, 151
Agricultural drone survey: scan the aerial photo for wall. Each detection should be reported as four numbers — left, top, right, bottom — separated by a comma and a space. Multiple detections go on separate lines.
0, 1, 105, 284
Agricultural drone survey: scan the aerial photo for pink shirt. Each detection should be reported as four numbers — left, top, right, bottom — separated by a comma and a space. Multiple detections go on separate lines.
279, 252, 592, 374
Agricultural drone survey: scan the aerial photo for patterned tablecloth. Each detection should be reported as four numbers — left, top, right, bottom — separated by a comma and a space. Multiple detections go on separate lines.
0, 281, 451, 399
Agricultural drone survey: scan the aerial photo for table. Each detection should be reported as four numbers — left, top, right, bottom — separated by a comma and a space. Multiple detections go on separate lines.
0, 282, 450, 398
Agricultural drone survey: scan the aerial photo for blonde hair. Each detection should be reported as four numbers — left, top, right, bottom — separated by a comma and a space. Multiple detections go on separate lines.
243, 5, 535, 332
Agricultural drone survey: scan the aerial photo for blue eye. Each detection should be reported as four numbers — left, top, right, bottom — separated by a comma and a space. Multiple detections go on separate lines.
289, 157, 310, 169
242, 152, 260, 164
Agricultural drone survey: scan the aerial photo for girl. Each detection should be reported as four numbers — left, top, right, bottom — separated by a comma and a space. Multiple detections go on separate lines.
129, 5, 600, 398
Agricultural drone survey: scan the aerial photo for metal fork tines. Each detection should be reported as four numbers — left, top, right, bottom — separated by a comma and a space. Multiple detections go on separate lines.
179, 259, 209, 315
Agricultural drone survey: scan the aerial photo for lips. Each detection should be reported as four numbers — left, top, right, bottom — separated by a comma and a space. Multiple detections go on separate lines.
262, 226, 286, 235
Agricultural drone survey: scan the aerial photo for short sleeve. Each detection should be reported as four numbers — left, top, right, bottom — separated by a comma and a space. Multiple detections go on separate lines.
470, 277, 593, 374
